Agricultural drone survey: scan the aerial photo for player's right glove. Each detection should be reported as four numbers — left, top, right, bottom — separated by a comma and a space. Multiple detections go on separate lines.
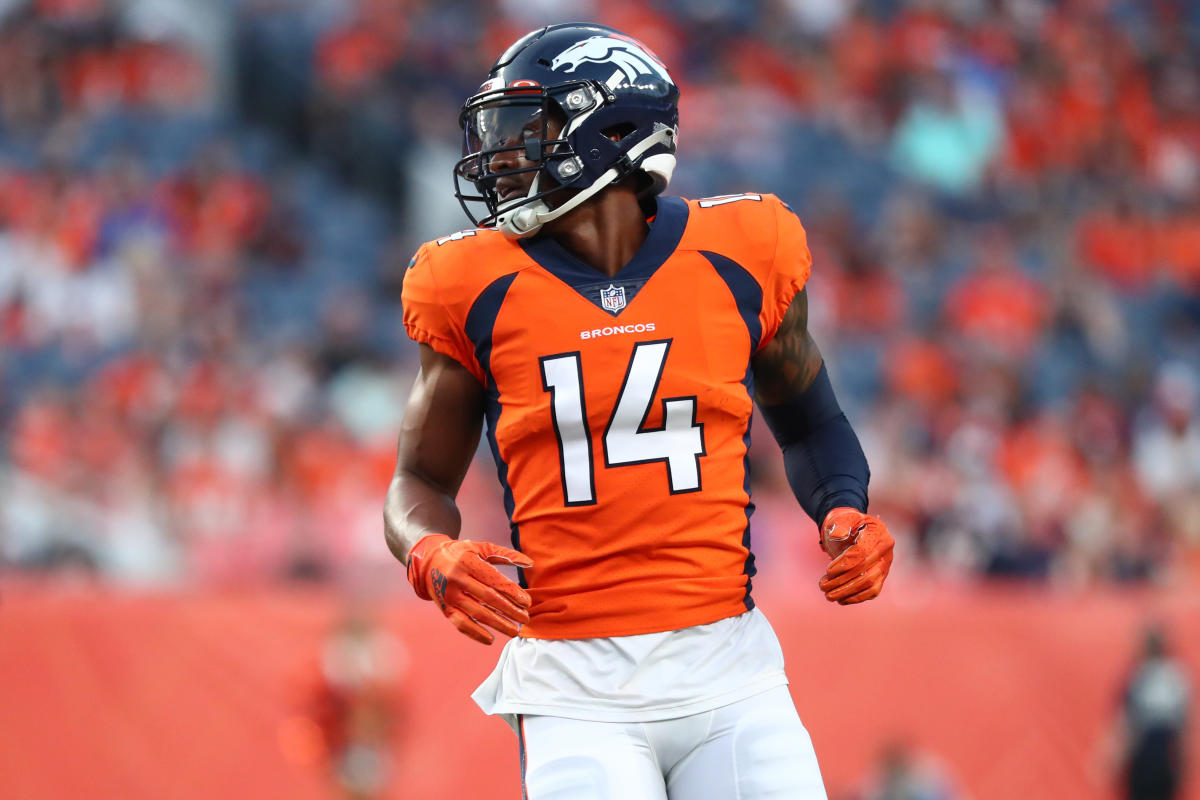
406, 534, 533, 645
817, 507, 894, 605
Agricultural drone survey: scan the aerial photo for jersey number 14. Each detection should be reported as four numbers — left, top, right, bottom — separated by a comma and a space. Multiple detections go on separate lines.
540, 339, 706, 506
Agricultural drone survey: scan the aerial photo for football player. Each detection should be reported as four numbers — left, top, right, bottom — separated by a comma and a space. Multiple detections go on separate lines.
384, 22, 894, 800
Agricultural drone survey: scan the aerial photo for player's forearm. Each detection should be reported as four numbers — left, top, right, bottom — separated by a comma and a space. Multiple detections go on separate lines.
383, 469, 464, 565
758, 363, 870, 526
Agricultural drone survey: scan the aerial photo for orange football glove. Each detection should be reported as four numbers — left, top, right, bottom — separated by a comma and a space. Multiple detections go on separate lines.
817, 507, 894, 605
406, 534, 534, 645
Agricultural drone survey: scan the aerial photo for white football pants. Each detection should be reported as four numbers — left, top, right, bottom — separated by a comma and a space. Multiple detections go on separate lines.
518, 686, 828, 799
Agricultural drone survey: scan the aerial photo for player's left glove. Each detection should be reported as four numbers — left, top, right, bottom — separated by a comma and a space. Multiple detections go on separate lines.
817, 507, 894, 605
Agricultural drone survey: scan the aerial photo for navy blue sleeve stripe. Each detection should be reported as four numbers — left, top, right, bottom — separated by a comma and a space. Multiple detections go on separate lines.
700, 251, 763, 354
464, 273, 520, 375
701, 249, 763, 608
463, 272, 526, 583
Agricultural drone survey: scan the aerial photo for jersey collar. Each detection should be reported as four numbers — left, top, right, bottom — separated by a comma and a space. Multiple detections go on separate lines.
517, 196, 689, 316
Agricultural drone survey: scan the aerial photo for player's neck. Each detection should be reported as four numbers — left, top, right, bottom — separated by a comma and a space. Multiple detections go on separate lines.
542, 187, 649, 278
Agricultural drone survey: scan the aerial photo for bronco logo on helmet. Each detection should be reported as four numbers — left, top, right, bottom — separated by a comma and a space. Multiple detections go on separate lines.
550, 35, 673, 86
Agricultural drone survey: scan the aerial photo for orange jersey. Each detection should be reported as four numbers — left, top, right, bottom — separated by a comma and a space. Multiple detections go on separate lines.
402, 194, 811, 639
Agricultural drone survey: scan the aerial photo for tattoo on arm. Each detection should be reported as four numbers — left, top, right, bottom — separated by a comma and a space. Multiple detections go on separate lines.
752, 289, 824, 406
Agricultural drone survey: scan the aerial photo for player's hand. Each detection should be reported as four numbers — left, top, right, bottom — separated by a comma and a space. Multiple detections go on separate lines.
817, 507, 893, 605
406, 534, 534, 645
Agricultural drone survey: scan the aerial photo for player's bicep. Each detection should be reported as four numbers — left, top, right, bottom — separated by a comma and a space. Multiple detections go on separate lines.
751, 288, 824, 406
395, 343, 486, 495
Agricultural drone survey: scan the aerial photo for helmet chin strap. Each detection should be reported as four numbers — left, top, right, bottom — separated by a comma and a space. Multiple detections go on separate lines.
495, 127, 676, 240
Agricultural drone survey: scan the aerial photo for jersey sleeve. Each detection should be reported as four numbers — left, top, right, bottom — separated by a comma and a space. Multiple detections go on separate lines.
758, 196, 813, 349
401, 244, 485, 383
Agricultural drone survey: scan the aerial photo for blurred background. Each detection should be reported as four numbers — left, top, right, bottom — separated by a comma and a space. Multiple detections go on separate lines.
0, 0, 1197, 798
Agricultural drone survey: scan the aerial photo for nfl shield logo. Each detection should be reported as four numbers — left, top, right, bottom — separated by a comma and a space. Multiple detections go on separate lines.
600, 284, 626, 313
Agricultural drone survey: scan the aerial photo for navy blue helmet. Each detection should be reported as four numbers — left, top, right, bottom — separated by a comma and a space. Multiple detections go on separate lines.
454, 23, 680, 238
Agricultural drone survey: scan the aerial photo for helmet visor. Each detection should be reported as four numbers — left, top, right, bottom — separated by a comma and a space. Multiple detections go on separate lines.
463, 99, 545, 157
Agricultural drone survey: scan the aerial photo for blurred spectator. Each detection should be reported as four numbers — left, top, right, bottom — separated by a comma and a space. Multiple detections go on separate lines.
854, 741, 963, 800
1106, 624, 1192, 800
944, 225, 1048, 361
890, 65, 1004, 196
281, 607, 408, 800
315, 609, 406, 800
1134, 363, 1200, 503
1133, 363, 1200, 582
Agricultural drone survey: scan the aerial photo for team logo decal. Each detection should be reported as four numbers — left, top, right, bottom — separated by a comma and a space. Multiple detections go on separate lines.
600, 283, 627, 313
550, 35, 673, 85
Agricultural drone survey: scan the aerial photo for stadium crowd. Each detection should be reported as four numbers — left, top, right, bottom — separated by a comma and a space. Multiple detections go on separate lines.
1, 0, 1198, 591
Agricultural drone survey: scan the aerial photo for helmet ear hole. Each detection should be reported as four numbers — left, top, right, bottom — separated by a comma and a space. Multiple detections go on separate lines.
600, 122, 636, 142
